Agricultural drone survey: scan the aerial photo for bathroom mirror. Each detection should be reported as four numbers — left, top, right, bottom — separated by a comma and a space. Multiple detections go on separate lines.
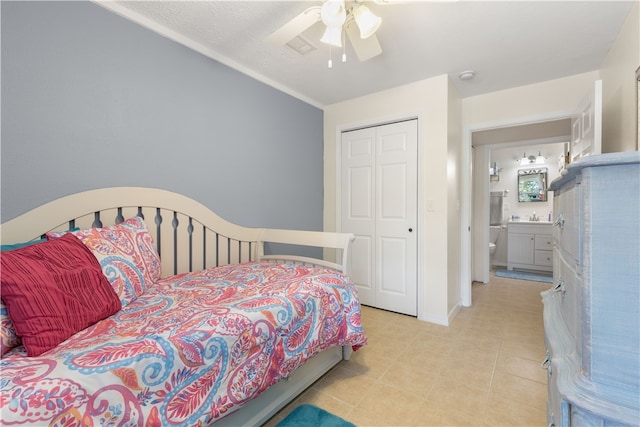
518, 168, 547, 202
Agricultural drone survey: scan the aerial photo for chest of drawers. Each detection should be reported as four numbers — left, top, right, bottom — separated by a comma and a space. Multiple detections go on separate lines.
543, 152, 639, 427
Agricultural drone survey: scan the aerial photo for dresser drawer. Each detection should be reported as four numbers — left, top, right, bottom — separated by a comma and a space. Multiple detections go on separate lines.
535, 250, 553, 266
542, 296, 572, 427
535, 234, 553, 251
553, 183, 580, 264
554, 249, 581, 355
570, 404, 637, 427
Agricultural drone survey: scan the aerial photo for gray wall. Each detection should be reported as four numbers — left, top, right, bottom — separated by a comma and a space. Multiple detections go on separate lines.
1, 1, 323, 233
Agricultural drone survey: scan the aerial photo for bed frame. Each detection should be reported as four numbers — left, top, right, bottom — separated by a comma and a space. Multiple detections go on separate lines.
0, 186, 355, 426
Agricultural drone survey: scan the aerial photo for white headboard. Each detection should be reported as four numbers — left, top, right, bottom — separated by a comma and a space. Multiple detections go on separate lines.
0, 187, 354, 275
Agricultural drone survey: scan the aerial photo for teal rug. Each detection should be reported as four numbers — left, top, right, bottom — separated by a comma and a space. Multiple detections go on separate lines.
495, 269, 553, 284
276, 404, 355, 427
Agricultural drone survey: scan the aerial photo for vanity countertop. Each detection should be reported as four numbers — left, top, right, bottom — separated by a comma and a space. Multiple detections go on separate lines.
508, 220, 552, 225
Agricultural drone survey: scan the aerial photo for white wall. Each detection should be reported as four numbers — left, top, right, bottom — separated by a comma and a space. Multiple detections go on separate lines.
324, 74, 461, 325
462, 71, 600, 127
600, 1, 639, 152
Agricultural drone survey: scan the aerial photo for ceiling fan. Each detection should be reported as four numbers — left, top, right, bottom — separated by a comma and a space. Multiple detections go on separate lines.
265, 0, 386, 62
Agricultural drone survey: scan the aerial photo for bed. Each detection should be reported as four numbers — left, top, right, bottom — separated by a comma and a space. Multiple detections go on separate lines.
0, 187, 367, 426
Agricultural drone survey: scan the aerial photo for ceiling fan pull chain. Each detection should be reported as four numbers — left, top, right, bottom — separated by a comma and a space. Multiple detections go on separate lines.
342, 27, 347, 63
328, 46, 333, 68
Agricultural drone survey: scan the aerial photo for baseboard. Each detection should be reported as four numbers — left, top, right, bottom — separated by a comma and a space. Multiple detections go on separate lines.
448, 301, 462, 324
418, 312, 449, 326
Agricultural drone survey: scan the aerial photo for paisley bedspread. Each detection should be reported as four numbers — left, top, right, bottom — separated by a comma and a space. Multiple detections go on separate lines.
0, 262, 367, 426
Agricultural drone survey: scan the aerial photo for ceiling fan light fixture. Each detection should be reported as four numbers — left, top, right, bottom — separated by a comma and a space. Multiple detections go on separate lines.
353, 5, 381, 39
320, 25, 343, 47
320, 0, 346, 27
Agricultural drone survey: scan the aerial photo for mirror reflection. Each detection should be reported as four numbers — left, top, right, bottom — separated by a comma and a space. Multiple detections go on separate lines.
518, 168, 547, 202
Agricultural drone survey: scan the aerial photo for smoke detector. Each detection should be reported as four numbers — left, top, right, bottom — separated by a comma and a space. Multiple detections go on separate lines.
458, 70, 476, 80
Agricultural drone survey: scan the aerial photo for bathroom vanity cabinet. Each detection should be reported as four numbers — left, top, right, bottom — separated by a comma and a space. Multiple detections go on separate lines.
507, 222, 553, 272
542, 152, 639, 427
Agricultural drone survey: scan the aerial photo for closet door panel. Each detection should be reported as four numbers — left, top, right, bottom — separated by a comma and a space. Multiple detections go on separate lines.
341, 127, 376, 306
375, 121, 417, 315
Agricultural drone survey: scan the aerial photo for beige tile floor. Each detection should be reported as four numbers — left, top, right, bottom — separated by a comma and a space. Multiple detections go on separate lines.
264, 272, 551, 426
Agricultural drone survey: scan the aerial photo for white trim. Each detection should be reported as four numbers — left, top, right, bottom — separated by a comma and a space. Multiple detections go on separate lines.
415, 116, 425, 321
479, 145, 491, 284
484, 134, 571, 149
460, 124, 472, 306
92, 1, 323, 109
419, 312, 449, 326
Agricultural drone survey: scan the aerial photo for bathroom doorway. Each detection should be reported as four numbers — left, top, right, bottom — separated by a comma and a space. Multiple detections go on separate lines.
460, 81, 603, 306
470, 119, 571, 284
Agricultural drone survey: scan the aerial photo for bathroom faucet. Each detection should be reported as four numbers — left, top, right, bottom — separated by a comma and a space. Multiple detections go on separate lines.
530, 212, 539, 221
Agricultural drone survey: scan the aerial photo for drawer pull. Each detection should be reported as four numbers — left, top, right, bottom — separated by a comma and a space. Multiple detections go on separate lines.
542, 354, 550, 369
553, 278, 566, 296
542, 351, 552, 375
553, 213, 565, 230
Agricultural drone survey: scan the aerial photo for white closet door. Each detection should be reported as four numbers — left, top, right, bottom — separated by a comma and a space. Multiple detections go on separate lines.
341, 127, 376, 306
341, 120, 418, 316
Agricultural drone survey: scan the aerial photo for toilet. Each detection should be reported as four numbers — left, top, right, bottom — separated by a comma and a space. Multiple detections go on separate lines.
489, 225, 501, 256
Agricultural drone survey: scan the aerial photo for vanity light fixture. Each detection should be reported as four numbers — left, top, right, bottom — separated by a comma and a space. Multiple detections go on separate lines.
519, 152, 546, 166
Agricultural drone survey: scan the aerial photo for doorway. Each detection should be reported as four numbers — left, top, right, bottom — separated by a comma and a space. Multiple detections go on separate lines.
465, 81, 602, 292
470, 120, 571, 284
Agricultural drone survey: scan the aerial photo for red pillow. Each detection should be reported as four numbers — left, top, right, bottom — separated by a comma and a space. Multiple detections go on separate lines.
0, 233, 121, 356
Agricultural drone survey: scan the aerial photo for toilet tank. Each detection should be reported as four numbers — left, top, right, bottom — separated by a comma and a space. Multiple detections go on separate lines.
490, 225, 501, 243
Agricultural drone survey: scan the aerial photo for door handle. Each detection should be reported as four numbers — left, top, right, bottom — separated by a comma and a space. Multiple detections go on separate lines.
408, 228, 413, 232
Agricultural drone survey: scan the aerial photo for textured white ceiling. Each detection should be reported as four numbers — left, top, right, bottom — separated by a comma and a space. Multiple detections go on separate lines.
98, 1, 635, 108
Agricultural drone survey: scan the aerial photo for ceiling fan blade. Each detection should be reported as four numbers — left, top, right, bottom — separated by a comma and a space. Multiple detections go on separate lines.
345, 21, 382, 61
265, 6, 322, 47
